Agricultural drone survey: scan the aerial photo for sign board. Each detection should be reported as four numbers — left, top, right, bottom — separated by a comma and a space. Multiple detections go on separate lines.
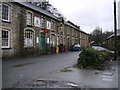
47, 38, 49, 44
57, 37, 59, 45
36, 37, 39, 43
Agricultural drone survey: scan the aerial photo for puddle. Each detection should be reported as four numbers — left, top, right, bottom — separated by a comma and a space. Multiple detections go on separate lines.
102, 72, 114, 76
101, 72, 114, 81
30, 80, 81, 88
60, 68, 73, 72
13, 62, 36, 67
67, 83, 79, 87
101, 75, 113, 81
33, 81, 45, 85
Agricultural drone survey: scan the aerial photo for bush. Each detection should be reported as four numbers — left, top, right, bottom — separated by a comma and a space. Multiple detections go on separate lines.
98, 50, 113, 61
77, 48, 113, 70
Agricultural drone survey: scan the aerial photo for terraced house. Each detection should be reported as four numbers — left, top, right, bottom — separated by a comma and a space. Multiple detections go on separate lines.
1, 1, 89, 58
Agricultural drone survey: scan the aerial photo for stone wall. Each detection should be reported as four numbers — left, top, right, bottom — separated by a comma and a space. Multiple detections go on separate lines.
2, 2, 22, 58
1, 2, 89, 58
80, 31, 89, 48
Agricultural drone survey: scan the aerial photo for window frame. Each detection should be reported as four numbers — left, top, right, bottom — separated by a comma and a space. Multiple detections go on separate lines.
46, 20, 51, 30
24, 30, 34, 48
2, 29, 10, 48
34, 16, 40, 27
51, 21, 55, 31
41, 17, 45, 28
67, 27, 70, 35
27, 12, 33, 26
2, 3, 10, 22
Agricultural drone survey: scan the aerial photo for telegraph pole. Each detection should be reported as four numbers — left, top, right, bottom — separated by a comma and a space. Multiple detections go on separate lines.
114, 0, 117, 60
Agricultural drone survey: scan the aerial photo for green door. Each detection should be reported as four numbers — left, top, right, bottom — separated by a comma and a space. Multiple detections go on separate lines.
40, 33, 46, 51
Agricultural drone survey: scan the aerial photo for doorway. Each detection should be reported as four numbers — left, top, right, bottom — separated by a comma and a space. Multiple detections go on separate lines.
40, 32, 46, 51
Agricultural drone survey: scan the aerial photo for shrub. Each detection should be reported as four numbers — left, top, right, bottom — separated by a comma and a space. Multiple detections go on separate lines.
98, 50, 113, 61
77, 48, 113, 70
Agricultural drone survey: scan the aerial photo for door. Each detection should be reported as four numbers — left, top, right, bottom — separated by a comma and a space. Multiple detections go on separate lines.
40, 32, 46, 51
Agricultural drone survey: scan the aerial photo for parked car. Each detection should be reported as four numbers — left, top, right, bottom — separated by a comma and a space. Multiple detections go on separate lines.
71, 44, 82, 51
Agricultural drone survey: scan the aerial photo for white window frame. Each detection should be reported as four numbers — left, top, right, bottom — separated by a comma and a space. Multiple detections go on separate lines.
34, 16, 40, 27
2, 29, 10, 48
47, 21, 51, 30
41, 18, 45, 28
24, 30, 34, 48
2, 3, 10, 22
27, 12, 32, 26
51, 21, 54, 31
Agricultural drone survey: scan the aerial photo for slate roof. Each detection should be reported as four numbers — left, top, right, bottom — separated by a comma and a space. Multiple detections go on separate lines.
65, 21, 79, 30
11, 1, 89, 34
80, 29, 89, 35
12, 1, 79, 30
14, 1, 61, 21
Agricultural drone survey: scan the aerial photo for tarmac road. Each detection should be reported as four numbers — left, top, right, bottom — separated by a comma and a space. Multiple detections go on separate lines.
2, 51, 80, 88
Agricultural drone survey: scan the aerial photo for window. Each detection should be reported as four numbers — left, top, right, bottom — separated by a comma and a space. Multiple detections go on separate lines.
67, 27, 70, 35
27, 12, 32, 25
34, 16, 40, 27
2, 29, 10, 48
2, 3, 10, 21
24, 30, 34, 48
51, 21, 54, 31
46, 21, 51, 30
72, 29, 74, 36
58, 27, 63, 35
41, 18, 45, 28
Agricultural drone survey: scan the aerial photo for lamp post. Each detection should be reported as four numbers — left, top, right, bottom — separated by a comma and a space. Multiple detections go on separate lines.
114, 0, 117, 60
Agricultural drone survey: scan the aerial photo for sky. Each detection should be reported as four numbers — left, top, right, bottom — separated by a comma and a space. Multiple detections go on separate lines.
49, 0, 120, 34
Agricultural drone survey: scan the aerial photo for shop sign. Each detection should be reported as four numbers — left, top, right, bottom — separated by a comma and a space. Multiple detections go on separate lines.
44, 29, 49, 33
36, 37, 39, 43
47, 38, 49, 44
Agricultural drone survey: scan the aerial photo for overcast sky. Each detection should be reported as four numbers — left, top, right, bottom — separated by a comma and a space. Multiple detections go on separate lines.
49, 0, 120, 34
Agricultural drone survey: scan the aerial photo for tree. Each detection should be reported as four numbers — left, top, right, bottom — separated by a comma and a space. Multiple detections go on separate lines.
91, 27, 102, 35
89, 27, 113, 45
30, 1, 65, 19
90, 27, 102, 45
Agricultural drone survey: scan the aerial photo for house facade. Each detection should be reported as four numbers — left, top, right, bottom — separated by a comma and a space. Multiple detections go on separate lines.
1, 2, 89, 59
107, 30, 120, 55
80, 30, 89, 48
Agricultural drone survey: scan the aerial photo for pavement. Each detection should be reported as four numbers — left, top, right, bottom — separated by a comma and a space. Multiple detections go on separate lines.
118, 56, 120, 89
2, 47, 119, 89
0, 49, 2, 89
36, 59, 118, 88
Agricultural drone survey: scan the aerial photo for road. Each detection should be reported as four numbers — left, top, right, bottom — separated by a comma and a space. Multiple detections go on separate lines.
2, 51, 80, 88
2, 46, 119, 88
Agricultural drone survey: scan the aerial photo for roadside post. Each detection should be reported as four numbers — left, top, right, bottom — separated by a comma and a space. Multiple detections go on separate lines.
114, 0, 117, 60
